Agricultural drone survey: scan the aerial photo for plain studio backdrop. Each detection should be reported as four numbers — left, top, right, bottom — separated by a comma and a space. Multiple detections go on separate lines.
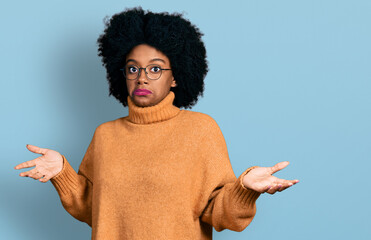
1, 0, 370, 239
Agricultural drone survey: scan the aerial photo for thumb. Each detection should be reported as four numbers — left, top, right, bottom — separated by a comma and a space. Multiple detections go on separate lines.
269, 161, 290, 174
26, 144, 47, 155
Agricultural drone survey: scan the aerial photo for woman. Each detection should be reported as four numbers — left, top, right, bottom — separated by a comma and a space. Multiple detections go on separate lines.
14, 7, 299, 240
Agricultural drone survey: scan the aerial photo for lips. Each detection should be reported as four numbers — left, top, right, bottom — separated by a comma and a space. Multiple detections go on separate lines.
133, 89, 152, 95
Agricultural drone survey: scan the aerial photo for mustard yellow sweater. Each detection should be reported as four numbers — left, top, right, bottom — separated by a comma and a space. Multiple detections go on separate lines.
50, 90, 261, 240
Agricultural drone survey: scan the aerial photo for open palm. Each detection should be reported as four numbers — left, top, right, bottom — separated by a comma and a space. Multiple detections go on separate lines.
14, 144, 63, 182
242, 161, 299, 194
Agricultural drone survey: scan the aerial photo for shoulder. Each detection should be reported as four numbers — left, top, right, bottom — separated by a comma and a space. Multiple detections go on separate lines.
180, 109, 216, 122
181, 110, 227, 148
90, 117, 122, 137
180, 109, 222, 132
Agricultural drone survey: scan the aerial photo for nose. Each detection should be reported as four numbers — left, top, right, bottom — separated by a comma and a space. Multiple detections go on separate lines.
136, 68, 148, 85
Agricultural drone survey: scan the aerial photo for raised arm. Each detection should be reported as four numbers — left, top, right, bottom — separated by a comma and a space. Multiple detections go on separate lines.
14, 128, 98, 227
49, 128, 99, 227
50, 153, 94, 227
197, 117, 261, 232
200, 166, 261, 232
198, 116, 300, 232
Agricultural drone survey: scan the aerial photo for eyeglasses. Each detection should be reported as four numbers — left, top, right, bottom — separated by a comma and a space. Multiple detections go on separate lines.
120, 64, 172, 80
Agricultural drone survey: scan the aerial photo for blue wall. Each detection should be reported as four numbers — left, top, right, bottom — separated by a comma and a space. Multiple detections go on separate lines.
1, 0, 370, 239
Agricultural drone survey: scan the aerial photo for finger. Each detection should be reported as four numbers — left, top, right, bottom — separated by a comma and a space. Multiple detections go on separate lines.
278, 181, 295, 192
264, 185, 272, 192
269, 161, 290, 175
278, 183, 290, 192
273, 178, 292, 188
265, 183, 280, 194
19, 168, 38, 177
279, 184, 294, 192
284, 179, 299, 185
26, 144, 47, 155
32, 172, 44, 180
27, 169, 40, 179
278, 179, 300, 192
30, 170, 46, 180
39, 175, 49, 183
276, 178, 297, 186
15, 159, 37, 170
266, 184, 280, 194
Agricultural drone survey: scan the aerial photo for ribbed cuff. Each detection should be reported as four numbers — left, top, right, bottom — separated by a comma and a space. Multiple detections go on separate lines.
230, 166, 261, 208
50, 155, 78, 196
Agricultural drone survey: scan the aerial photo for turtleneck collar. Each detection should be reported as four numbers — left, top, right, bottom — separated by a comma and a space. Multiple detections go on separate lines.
126, 91, 180, 124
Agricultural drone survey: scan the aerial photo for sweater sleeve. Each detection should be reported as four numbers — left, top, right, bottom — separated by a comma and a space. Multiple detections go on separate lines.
198, 117, 261, 232
50, 129, 98, 227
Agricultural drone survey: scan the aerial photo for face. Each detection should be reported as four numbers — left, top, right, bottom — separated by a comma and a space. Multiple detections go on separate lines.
125, 44, 177, 107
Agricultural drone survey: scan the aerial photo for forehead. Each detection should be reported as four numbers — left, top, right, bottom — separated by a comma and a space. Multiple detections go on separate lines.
125, 44, 169, 65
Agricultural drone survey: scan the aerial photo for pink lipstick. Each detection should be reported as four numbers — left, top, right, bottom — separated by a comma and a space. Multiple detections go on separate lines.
134, 89, 152, 96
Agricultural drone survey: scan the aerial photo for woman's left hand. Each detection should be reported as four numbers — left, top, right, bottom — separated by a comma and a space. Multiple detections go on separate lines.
242, 161, 299, 194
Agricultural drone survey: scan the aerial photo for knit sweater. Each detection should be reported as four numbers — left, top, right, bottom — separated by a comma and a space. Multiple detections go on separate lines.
50, 90, 261, 240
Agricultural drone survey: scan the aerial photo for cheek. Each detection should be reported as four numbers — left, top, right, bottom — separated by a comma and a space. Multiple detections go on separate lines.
126, 81, 133, 96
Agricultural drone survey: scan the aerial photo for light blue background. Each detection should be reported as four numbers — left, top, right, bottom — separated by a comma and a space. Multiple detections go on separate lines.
1, 0, 370, 239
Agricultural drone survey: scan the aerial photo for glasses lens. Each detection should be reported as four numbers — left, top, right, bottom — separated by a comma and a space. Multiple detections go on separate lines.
125, 65, 139, 80
146, 64, 162, 80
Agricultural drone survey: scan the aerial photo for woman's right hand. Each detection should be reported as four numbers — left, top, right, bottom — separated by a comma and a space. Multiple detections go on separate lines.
14, 144, 64, 183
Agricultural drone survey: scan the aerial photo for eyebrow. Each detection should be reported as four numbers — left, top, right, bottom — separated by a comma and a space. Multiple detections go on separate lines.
126, 58, 166, 64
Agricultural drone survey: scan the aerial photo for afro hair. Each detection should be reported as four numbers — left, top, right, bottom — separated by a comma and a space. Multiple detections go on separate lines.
97, 6, 208, 109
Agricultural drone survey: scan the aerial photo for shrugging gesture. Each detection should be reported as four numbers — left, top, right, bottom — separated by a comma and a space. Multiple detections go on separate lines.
242, 161, 299, 194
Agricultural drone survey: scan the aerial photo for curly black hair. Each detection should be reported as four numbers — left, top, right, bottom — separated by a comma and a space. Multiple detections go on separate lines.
97, 6, 208, 109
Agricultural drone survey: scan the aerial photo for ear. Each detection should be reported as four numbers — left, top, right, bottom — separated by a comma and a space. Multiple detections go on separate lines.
171, 77, 177, 87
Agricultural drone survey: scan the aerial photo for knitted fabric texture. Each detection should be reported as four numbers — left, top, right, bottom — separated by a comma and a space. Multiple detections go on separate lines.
50, 90, 261, 240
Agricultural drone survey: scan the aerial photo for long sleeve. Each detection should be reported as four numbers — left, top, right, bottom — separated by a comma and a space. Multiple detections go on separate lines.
198, 117, 261, 232
50, 129, 98, 227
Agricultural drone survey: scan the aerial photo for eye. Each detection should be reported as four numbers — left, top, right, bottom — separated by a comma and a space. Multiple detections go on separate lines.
128, 66, 138, 73
150, 66, 161, 73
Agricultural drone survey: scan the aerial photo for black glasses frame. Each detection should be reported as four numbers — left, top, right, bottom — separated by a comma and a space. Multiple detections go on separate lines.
120, 64, 172, 80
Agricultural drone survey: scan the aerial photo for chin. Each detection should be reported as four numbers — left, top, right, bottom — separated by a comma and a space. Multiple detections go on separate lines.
132, 97, 151, 107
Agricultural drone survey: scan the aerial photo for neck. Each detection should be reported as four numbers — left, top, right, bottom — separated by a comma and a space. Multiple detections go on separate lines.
127, 91, 180, 124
